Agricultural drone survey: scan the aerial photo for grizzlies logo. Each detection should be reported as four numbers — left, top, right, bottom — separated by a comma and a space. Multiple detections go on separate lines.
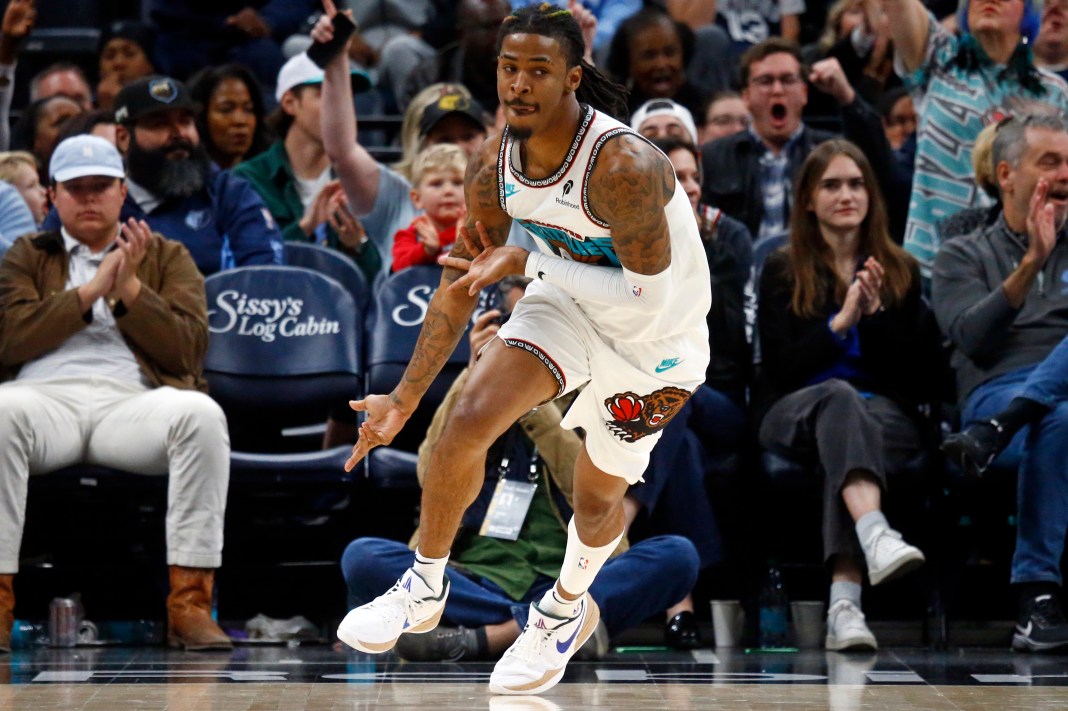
604, 386, 691, 443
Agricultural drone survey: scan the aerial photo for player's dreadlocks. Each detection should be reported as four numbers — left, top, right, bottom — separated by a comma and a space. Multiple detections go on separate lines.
495, 3, 630, 122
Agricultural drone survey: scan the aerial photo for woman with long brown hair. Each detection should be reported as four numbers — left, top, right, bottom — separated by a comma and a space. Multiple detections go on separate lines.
757, 139, 934, 652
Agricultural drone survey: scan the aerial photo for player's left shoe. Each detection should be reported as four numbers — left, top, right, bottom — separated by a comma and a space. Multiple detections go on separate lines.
489, 593, 600, 696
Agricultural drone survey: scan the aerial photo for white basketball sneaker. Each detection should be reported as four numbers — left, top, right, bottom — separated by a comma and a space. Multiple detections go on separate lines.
489, 593, 601, 696
336, 569, 449, 653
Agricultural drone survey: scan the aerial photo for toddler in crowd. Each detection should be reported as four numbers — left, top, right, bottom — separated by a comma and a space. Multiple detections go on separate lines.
391, 143, 466, 273
0, 151, 47, 226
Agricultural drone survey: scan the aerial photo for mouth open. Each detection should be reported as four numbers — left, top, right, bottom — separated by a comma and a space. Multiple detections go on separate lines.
771, 103, 787, 121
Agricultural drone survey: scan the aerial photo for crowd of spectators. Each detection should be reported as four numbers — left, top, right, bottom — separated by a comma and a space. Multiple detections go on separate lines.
2, 0, 1068, 657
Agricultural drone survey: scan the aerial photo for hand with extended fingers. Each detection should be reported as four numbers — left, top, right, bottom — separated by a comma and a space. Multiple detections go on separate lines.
442, 221, 528, 296
344, 394, 412, 471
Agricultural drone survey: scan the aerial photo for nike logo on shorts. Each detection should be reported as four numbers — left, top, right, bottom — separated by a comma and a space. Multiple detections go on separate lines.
655, 357, 683, 373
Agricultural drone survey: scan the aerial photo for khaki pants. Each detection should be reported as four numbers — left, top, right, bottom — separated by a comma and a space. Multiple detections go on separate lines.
0, 376, 230, 572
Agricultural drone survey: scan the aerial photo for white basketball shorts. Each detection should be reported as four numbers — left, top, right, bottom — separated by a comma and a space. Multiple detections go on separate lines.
496, 279, 708, 484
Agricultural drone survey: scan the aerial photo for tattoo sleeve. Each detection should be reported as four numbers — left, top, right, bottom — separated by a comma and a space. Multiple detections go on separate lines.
394, 137, 512, 410
587, 134, 675, 275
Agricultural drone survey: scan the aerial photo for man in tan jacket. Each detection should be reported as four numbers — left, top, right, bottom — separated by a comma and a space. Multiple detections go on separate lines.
0, 135, 231, 653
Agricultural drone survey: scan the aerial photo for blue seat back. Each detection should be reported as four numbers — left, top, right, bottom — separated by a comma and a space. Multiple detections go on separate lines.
283, 241, 371, 317
204, 266, 362, 439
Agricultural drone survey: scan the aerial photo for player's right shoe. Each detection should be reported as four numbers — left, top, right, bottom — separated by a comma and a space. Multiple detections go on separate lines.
336, 568, 449, 653
489, 593, 600, 696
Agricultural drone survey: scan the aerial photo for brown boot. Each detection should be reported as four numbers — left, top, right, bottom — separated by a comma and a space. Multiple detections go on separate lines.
167, 566, 232, 651
0, 574, 12, 653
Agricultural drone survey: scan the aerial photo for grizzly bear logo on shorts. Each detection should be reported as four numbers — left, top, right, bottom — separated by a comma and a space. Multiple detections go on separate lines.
604, 386, 692, 443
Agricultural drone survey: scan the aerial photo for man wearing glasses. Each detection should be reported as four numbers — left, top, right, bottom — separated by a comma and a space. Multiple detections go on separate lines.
699, 38, 890, 248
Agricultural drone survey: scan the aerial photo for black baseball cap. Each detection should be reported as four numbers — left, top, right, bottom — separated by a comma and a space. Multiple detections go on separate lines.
114, 76, 198, 126
419, 92, 487, 138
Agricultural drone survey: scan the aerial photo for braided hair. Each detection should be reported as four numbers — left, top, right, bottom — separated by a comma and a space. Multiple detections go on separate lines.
495, 3, 630, 121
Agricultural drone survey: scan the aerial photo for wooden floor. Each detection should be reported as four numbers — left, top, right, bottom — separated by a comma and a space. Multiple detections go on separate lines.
3, 645, 1068, 710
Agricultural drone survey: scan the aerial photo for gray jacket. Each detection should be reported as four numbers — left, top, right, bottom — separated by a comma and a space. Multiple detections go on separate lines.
932, 213, 1068, 403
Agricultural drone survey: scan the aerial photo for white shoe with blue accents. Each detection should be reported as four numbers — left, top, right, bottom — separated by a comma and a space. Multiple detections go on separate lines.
336, 568, 449, 654
489, 593, 601, 696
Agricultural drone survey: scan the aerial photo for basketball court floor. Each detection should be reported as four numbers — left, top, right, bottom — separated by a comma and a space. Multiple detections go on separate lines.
3, 645, 1068, 710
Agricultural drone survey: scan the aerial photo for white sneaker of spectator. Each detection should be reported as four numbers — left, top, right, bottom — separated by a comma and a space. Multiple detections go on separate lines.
825, 599, 877, 651
861, 526, 925, 585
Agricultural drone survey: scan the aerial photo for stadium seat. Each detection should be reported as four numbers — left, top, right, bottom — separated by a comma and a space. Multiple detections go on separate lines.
283, 241, 371, 318
204, 265, 362, 478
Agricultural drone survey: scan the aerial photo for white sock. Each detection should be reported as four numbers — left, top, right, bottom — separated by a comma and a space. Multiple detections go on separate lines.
855, 510, 889, 548
412, 549, 449, 596
538, 587, 584, 619
556, 517, 623, 601
830, 581, 862, 608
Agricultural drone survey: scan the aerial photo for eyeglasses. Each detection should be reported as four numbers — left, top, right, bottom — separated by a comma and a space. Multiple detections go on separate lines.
749, 73, 804, 89
709, 114, 751, 128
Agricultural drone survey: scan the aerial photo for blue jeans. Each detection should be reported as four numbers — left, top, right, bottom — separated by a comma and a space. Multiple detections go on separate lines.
1018, 333, 1068, 407
341, 535, 700, 637
964, 365, 1068, 585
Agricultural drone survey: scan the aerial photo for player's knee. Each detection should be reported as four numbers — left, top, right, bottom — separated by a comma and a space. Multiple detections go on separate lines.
442, 395, 506, 449
572, 492, 619, 531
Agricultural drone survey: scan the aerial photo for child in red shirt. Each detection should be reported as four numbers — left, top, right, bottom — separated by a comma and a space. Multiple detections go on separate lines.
391, 144, 467, 272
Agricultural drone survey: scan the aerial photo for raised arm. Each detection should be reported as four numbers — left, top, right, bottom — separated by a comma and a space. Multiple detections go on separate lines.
344, 136, 512, 470
878, 0, 930, 74
313, 4, 381, 216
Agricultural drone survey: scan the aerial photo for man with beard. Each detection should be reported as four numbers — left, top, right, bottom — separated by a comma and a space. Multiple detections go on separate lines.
45, 76, 283, 276
699, 38, 890, 249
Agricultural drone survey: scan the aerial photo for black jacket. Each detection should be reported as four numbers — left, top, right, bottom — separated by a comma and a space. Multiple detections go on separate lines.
699, 97, 891, 240
755, 249, 940, 423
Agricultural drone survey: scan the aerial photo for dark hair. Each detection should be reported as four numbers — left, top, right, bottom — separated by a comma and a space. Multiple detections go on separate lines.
98, 20, 156, 64
266, 84, 316, 137
496, 3, 630, 121
788, 139, 914, 317
650, 134, 701, 184
605, 5, 694, 87
876, 87, 911, 120
56, 109, 117, 143
738, 38, 805, 87
188, 63, 271, 164
10, 95, 83, 162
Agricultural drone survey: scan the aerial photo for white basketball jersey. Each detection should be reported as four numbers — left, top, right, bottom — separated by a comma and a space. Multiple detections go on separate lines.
497, 105, 711, 344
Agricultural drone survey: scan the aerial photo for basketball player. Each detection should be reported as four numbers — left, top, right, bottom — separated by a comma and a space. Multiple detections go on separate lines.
312, 2, 711, 695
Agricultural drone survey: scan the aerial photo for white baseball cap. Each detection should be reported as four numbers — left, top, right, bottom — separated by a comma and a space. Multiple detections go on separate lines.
49, 135, 125, 183
275, 52, 371, 103
630, 99, 699, 145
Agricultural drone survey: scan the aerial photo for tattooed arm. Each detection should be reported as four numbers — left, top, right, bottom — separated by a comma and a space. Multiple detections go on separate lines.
345, 134, 512, 470
499, 133, 675, 314
587, 133, 674, 276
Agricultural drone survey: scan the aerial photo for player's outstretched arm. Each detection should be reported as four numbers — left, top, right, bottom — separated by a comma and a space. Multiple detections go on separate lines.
345, 136, 512, 471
